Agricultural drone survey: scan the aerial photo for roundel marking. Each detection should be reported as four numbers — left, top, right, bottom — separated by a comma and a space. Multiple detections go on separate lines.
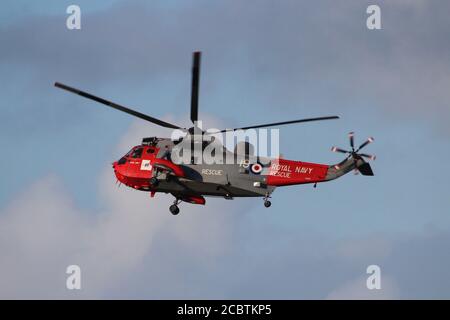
250, 163, 263, 174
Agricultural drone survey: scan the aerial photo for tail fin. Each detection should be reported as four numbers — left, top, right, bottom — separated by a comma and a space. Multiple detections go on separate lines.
356, 160, 374, 176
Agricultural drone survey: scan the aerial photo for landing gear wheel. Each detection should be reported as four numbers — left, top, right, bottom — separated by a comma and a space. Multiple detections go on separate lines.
169, 204, 180, 215
150, 177, 159, 187
264, 200, 271, 208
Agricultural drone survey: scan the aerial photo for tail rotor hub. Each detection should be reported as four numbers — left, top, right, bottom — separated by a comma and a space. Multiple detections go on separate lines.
331, 132, 376, 161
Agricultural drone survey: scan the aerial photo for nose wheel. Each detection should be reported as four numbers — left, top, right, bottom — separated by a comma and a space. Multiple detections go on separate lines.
169, 198, 181, 215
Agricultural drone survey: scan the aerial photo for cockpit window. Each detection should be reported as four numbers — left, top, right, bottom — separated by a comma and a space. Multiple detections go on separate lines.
130, 147, 143, 158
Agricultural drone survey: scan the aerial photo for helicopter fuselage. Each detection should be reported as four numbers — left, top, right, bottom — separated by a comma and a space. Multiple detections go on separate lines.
111, 137, 360, 206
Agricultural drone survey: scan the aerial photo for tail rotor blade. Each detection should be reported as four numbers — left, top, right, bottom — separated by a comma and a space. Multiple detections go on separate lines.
331, 146, 349, 154
357, 137, 374, 151
360, 153, 376, 161
349, 132, 355, 150
332, 133, 375, 176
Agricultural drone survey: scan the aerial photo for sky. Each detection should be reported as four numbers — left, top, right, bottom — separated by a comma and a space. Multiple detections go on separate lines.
0, 0, 450, 299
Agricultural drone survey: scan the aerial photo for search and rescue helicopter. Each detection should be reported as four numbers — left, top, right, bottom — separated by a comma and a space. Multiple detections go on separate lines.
55, 51, 375, 215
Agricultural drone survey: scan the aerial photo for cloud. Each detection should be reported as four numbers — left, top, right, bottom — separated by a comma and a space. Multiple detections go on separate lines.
1, 121, 450, 299
0, 173, 245, 298
2, 132, 450, 298
0, 120, 249, 299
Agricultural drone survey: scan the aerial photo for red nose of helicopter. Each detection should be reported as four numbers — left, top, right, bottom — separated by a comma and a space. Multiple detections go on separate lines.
112, 160, 127, 185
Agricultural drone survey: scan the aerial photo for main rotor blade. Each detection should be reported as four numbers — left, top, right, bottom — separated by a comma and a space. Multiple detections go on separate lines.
190, 51, 201, 124
215, 116, 340, 133
356, 137, 374, 151
54, 82, 183, 129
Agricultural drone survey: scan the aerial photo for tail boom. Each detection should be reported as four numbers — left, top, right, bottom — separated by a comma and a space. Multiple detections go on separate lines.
325, 157, 374, 181
264, 157, 373, 187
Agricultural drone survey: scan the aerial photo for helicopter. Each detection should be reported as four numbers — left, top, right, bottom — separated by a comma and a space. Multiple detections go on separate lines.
54, 51, 375, 215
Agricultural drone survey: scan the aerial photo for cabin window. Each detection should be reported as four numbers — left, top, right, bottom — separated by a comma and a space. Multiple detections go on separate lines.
125, 149, 133, 157
130, 147, 143, 158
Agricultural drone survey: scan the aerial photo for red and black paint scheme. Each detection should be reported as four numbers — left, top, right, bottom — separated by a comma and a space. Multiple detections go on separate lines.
55, 51, 375, 215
